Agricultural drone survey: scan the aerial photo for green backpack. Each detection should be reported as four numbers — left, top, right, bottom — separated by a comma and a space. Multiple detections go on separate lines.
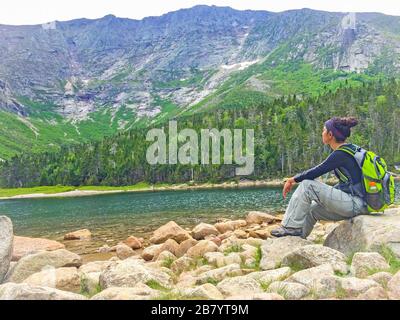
335, 144, 396, 213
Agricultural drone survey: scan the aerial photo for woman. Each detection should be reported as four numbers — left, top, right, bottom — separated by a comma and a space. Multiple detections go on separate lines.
271, 116, 369, 239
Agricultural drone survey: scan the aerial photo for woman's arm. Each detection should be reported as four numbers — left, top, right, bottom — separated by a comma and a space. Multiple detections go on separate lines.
293, 151, 345, 183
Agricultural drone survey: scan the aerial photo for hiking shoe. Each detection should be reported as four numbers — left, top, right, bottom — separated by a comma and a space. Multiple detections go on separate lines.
271, 226, 302, 237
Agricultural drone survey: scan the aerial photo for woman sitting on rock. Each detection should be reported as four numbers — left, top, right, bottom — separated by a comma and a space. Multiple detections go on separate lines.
271, 116, 369, 239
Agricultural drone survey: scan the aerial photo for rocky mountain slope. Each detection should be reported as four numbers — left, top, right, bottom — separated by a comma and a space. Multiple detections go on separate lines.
0, 5, 400, 158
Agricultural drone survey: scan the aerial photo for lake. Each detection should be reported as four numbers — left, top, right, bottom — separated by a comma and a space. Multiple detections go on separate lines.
0, 183, 399, 257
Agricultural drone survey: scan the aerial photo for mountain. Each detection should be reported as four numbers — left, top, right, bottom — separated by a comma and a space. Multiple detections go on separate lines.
1, 5, 400, 159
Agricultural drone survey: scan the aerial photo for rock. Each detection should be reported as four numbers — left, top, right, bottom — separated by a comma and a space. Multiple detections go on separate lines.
387, 271, 400, 299
78, 261, 112, 274
5, 262, 17, 281
192, 223, 219, 240
122, 236, 143, 250
312, 275, 343, 299
214, 220, 247, 234
340, 277, 380, 297
186, 240, 218, 258
246, 211, 279, 225
350, 252, 390, 278
116, 244, 135, 260
159, 239, 180, 257
171, 257, 195, 274
286, 264, 334, 288
0, 283, 87, 300
205, 235, 222, 246
217, 276, 262, 296
247, 267, 292, 283
156, 251, 176, 265
233, 229, 248, 239
204, 252, 225, 267
176, 238, 198, 258
141, 244, 163, 261
324, 209, 400, 258
0, 216, 13, 283
226, 293, 284, 300
9, 249, 82, 283
64, 229, 91, 241
268, 281, 309, 300
97, 245, 111, 253
149, 221, 191, 244
224, 253, 242, 266
260, 236, 312, 270
23, 267, 81, 293
196, 264, 242, 284
282, 245, 348, 274
252, 229, 270, 240
12, 236, 65, 261
367, 272, 393, 287
91, 284, 158, 300
181, 284, 224, 300
80, 272, 101, 296
358, 286, 388, 300
99, 257, 172, 289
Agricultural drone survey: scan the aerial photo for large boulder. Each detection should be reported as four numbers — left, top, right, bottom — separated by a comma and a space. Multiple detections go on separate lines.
268, 281, 309, 300
247, 267, 292, 283
350, 252, 390, 278
285, 264, 334, 288
196, 264, 242, 284
64, 229, 91, 241
192, 223, 219, 240
12, 236, 65, 261
260, 236, 312, 270
141, 244, 163, 261
216, 276, 263, 297
99, 257, 172, 289
186, 240, 219, 258
115, 244, 135, 260
387, 271, 400, 299
122, 236, 143, 250
176, 238, 198, 258
8, 249, 82, 283
282, 245, 348, 274
214, 220, 247, 234
180, 284, 224, 300
0, 216, 13, 283
0, 283, 87, 300
324, 208, 400, 257
23, 267, 81, 293
246, 211, 280, 225
149, 221, 191, 244
91, 284, 158, 300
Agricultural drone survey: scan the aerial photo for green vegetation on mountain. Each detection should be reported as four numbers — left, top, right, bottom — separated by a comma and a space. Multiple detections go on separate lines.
1, 79, 399, 188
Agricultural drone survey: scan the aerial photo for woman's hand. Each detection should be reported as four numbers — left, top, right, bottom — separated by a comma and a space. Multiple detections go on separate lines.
283, 177, 296, 199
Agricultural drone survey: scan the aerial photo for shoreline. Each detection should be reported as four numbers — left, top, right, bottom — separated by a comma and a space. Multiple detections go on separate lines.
1, 176, 399, 201
0, 179, 286, 200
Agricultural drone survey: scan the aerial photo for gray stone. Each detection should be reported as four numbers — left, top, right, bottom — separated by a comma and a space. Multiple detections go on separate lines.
0, 283, 87, 300
387, 270, 400, 299
181, 283, 224, 300
324, 209, 400, 258
216, 276, 263, 296
196, 264, 242, 284
350, 252, 390, 278
282, 245, 348, 274
99, 257, 172, 289
91, 284, 158, 300
260, 236, 312, 270
9, 249, 82, 283
285, 264, 334, 288
0, 216, 13, 283
268, 281, 309, 300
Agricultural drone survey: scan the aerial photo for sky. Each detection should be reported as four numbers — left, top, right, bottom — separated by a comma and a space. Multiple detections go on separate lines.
1, 0, 400, 25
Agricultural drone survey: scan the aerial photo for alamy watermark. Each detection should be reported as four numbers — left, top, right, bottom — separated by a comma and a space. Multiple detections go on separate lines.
146, 121, 255, 175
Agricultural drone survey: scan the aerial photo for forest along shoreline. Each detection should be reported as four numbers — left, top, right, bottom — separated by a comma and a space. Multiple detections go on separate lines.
1, 176, 399, 201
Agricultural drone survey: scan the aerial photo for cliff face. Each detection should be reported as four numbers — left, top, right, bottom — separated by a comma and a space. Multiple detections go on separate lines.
0, 6, 399, 120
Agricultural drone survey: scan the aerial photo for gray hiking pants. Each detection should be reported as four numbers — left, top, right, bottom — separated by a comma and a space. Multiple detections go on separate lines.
282, 179, 369, 238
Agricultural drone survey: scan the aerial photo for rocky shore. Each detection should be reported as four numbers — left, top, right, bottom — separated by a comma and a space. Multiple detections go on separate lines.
1, 206, 400, 300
